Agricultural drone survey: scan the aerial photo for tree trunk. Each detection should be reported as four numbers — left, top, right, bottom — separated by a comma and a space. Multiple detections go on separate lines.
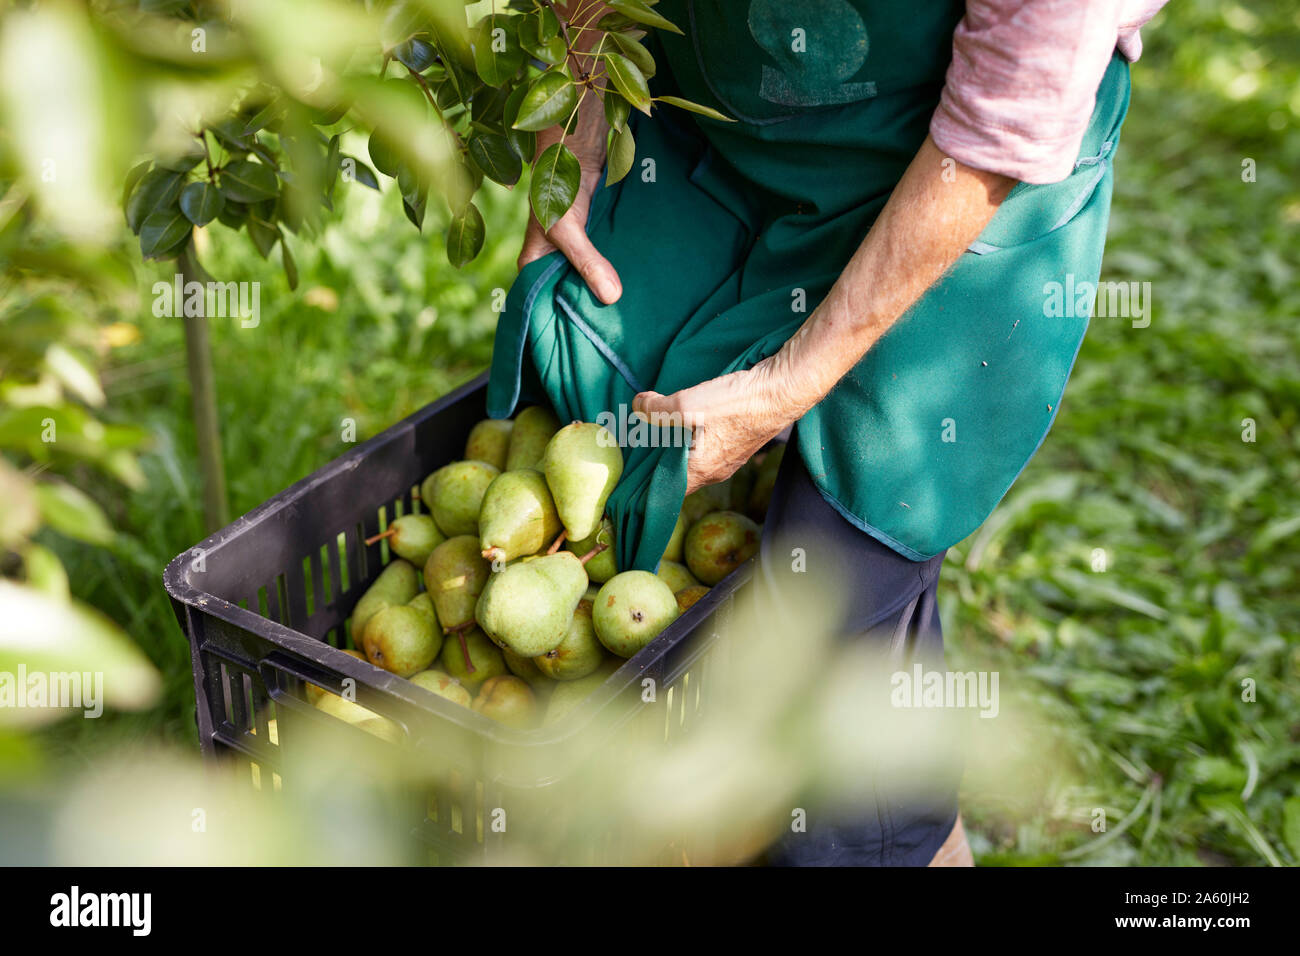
179, 242, 229, 532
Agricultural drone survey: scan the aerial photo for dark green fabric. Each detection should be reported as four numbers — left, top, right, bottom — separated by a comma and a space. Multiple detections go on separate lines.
489, 2, 1131, 571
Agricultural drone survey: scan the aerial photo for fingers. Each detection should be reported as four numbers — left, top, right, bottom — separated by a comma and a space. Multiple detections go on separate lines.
633, 389, 689, 429
549, 218, 622, 304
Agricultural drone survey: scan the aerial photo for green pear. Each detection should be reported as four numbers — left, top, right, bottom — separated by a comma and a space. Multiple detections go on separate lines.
542, 421, 624, 541
675, 585, 710, 613
423, 536, 491, 631
502, 647, 556, 693
661, 511, 688, 563
544, 660, 620, 725
422, 460, 499, 536
681, 483, 730, 526
314, 691, 401, 741
726, 459, 759, 512
349, 559, 420, 647
506, 405, 560, 470
584, 583, 600, 601
366, 514, 445, 568
747, 444, 785, 519
656, 560, 699, 594
535, 599, 606, 681
306, 648, 367, 706
478, 469, 562, 563
362, 604, 441, 677
438, 626, 506, 692
566, 516, 617, 583
407, 591, 437, 623
464, 418, 513, 470
593, 571, 680, 658
475, 550, 590, 657
409, 669, 472, 708
471, 675, 538, 729
684, 511, 761, 586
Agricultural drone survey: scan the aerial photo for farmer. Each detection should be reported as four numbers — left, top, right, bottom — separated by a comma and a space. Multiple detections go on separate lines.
490, 0, 1168, 865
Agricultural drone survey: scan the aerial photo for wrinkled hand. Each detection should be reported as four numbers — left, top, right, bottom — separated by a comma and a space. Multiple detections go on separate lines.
633, 359, 801, 495
516, 113, 622, 304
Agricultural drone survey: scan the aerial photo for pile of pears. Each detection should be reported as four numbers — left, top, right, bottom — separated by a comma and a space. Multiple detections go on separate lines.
310, 405, 784, 735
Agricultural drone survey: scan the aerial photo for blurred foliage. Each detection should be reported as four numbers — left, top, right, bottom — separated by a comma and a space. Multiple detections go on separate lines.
1, 0, 1297, 866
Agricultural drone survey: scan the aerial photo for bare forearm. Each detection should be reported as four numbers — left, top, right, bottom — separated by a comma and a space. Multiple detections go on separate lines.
768, 136, 1016, 413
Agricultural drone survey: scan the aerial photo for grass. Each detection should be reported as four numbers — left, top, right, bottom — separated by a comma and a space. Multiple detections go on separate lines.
35, 3, 1300, 864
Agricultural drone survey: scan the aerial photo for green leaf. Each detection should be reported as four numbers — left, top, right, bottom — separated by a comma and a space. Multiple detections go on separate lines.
247, 215, 280, 258
396, 37, 439, 74
473, 16, 525, 87
468, 131, 523, 186
606, 0, 683, 35
503, 83, 536, 159
368, 129, 401, 178
179, 182, 225, 227
1283, 797, 1300, 861
604, 91, 631, 132
210, 118, 253, 154
218, 160, 280, 203
282, 241, 299, 290
606, 125, 635, 185
139, 208, 190, 259
217, 200, 248, 229
120, 161, 152, 210
34, 482, 114, 546
518, 10, 566, 65
446, 201, 486, 268
604, 53, 651, 115
513, 71, 577, 132
341, 154, 380, 190
124, 169, 183, 234
655, 95, 734, 122
242, 97, 285, 136
607, 31, 656, 79
530, 142, 580, 231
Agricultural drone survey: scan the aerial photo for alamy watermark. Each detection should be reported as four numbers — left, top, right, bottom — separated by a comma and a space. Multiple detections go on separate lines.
1044, 274, 1152, 328
891, 663, 999, 718
0, 665, 104, 718
152, 273, 261, 328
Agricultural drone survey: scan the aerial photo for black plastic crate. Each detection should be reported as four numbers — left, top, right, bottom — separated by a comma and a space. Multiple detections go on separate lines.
164, 372, 754, 864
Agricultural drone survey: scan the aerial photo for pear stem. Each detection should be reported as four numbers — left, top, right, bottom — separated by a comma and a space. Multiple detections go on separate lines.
546, 530, 568, 555
365, 528, 396, 546
455, 628, 475, 673
578, 542, 608, 565
482, 546, 504, 562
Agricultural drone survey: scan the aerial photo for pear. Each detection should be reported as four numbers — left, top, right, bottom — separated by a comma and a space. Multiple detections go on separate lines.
675, 585, 710, 613
409, 669, 473, 708
407, 591, 437, 623
465, 418, 513, 470
656, 560, 699, 594
438, 626, 505, 692
661, 511, 688, 563
478, 469, 562, 563
423, 536, 491, 631
544, 660, 620, 725
365, 514, 445, 568
306, 648, 367, 706
593, 571, 680, 658
535, 599, 606, 681
684, 511, 761, 585
502, 647, 556, 693
471, 675, 538, 729
566, 516, 617, 583
349, 559, 420, 647
421, 460, 499, 536
726, 459, 759, 512
681, 483, 730, 526
475, 548, 591, 657
362, 604, 441, 677
747, 444, 785, 519
506, 405, 560, 470
314, 691, 401, 741
542, 421, 624, 541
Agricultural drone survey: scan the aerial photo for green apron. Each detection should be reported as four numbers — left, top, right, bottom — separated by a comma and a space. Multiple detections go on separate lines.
489, 0, 1132, 571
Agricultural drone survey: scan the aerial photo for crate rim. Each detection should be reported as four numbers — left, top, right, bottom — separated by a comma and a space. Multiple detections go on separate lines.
164, 370, 753, 749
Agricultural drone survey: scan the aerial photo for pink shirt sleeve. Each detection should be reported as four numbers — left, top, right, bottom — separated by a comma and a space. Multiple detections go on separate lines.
930, 0, 1167, 185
